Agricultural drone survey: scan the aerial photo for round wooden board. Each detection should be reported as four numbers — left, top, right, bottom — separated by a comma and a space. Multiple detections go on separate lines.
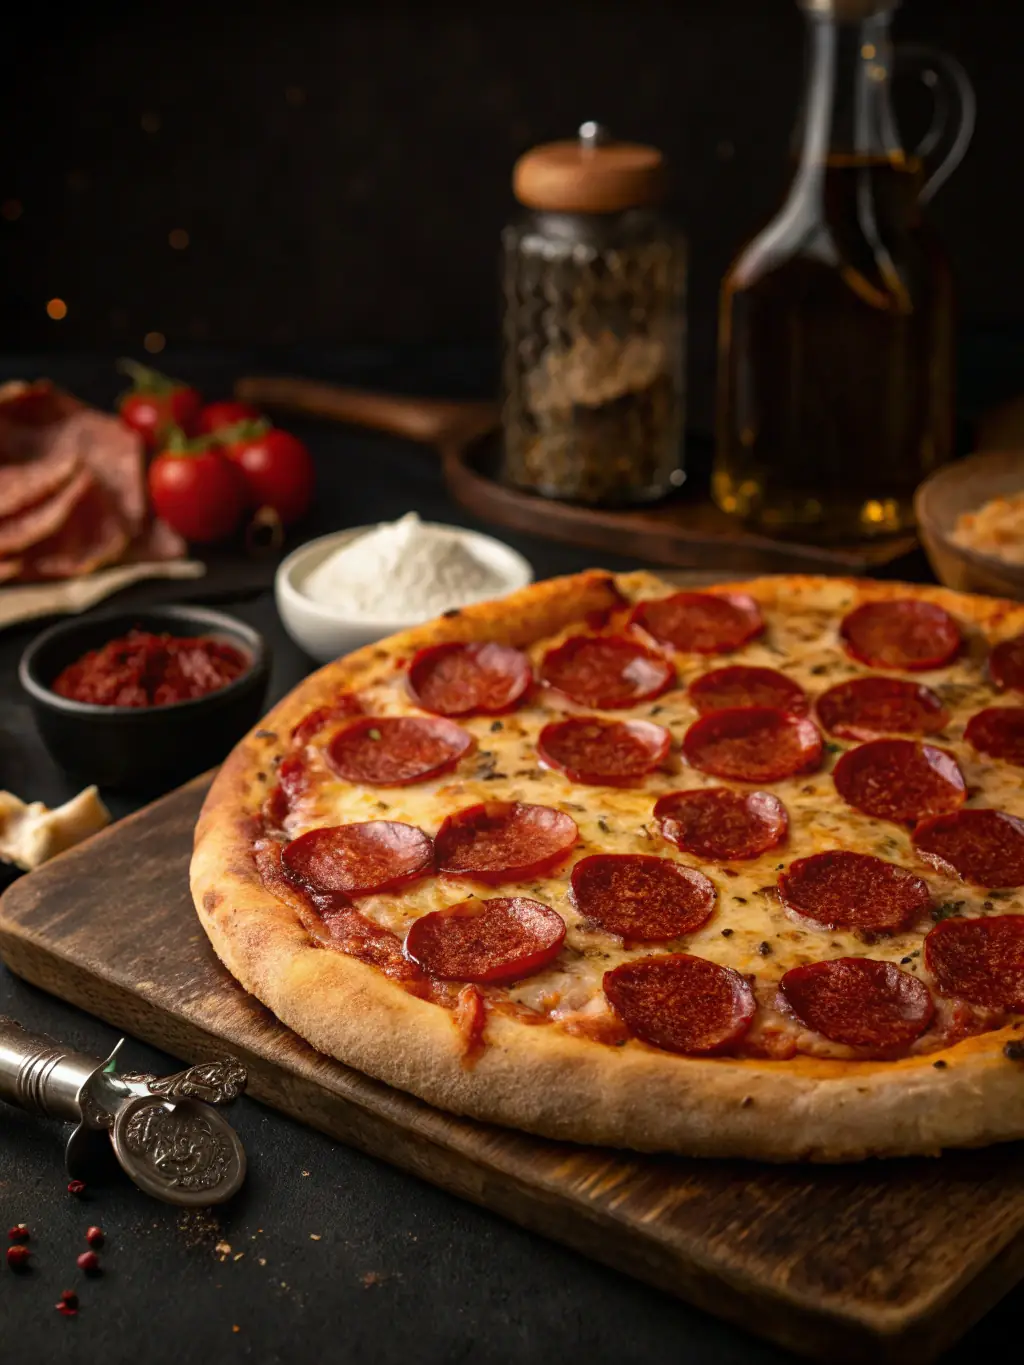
443, 433, 918, 576
235, 377, 920, 577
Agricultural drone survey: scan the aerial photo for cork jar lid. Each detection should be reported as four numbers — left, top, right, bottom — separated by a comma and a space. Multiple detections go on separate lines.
513, 122, 666, 214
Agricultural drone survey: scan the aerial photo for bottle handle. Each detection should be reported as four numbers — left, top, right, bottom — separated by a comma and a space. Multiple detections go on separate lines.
894, 44, 976, 204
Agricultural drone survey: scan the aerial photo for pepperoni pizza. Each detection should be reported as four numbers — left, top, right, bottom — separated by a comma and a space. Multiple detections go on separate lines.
191, 572, 1024, 1161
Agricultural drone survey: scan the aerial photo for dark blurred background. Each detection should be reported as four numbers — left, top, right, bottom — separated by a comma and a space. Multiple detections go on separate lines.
1, 0, 1021, 433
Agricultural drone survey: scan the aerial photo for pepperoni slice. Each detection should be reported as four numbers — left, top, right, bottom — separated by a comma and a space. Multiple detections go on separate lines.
779, 851, 931, 934
816, 677, 948, 741
282, 821, 434, 898
254, 840, 423, 982
537, 717, 670, 786
832, 739, 966, 823
925, 915, 1024, 1010
780, 958, 934, 1049
603, 954, 756, 1055
630, 592, 764, 654
682, 707, 822, 783
912, 808, 1024, 888
291, 693, 363, 747
654, 788, 788, 861
404, 897, 565, 984
326, 716, 473, 786
570, 855, 716, 941
840, 599, 961, 671
964, 707, 1024, 767
434, 801, 578, 884
688, 665, 807, 716
989, 634, 1024, 693
407, 642, 532, 717
539, 635, 673, 709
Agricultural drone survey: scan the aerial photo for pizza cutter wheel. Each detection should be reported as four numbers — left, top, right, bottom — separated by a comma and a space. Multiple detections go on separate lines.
0, 1015, 247, 1207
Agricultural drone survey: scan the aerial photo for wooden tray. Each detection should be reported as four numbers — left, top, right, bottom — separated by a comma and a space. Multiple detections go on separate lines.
234, 377, 919, 575
4, 775, 1024, 1363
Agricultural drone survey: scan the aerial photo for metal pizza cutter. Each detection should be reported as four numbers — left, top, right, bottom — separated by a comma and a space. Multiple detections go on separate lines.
0, 1016, 247, 1206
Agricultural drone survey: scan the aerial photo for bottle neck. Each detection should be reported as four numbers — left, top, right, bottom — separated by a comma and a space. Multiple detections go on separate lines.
795, 11, 903, 167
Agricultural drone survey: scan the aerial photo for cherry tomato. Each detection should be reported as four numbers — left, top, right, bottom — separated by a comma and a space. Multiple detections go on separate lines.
148, 444, 248, 543
222, 426, 315, 526
197, 400, 262, 436
120, 389, 202, 451
116, 359, 201, 451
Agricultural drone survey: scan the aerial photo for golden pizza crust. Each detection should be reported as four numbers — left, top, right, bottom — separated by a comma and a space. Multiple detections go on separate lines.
191, 570, 1024, 1161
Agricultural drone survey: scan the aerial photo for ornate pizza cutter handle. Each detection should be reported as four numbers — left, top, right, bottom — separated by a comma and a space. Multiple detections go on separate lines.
0, 1016, 247, 1206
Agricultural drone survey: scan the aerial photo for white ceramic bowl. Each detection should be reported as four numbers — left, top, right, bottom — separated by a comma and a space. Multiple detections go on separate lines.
275, 523, 534, 663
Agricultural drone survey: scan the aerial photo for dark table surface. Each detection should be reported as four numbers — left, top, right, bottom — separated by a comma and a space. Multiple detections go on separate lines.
1, 345, 1022, 1365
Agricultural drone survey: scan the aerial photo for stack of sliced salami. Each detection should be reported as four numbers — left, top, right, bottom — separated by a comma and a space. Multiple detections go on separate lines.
0, 381, 185, 583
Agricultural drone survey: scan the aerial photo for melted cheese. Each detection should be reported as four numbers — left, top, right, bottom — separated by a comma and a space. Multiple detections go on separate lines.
277, 584, 1024, 1058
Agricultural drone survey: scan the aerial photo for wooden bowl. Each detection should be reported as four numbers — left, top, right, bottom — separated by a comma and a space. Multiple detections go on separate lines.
915, 451, 1024, 600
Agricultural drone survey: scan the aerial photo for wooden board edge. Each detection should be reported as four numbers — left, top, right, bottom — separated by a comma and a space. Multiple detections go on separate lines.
443, 442, 919, 574
1, 918, 1018, 1365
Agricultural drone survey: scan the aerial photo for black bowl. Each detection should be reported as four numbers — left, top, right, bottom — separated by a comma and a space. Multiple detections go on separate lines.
19, 605, 271, 793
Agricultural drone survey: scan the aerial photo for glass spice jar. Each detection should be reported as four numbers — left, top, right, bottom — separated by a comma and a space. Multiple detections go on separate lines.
501, 123, 687, 506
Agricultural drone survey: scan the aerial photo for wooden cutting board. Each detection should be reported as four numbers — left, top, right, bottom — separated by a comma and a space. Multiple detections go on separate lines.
3, 775, 1024, 1363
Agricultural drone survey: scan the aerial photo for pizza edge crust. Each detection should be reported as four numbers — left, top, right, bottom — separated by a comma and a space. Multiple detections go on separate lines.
191, 569, 1024, 1162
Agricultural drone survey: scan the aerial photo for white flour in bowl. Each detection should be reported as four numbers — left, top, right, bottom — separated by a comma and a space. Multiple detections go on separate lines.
300, 513, 513, 621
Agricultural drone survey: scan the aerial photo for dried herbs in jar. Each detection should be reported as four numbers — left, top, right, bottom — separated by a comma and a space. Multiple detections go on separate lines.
501, 123, 687, 507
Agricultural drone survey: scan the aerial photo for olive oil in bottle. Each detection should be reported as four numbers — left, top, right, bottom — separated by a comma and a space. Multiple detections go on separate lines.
714, 0, 973, 541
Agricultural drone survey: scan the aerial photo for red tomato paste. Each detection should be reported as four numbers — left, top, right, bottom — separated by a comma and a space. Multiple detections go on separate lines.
52, 629, 249, 707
